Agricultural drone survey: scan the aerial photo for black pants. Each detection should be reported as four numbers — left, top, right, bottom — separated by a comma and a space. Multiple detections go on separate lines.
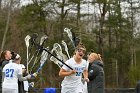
18, 81, 26, 93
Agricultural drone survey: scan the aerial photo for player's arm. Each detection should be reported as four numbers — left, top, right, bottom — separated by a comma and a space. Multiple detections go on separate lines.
18, 74, 31, 81
83, 69, 88, 79
59, 60, 76, 77
17, 64, 37, 81
59, 68, 76, 77
18, 73, 37, 81
83, 69, 89, 82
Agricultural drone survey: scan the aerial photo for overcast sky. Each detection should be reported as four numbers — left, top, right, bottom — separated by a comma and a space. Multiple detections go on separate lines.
20, 0, 95, 14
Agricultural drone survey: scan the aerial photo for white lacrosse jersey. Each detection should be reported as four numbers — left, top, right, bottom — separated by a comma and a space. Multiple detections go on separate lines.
2, 61, 22, 90
61, 58, 87, 93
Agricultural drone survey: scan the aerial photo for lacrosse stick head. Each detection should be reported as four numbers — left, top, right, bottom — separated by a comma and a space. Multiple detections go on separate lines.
53, 43, 62, 55
64, 28, 72, 39
50, 54, 68, 68
50, 56, 63, 68
61, 40, 68, 52
25, 35, 31, 47
30, 33, 38, 46
50, 56, 58, 64
40, 35, 48, 45
61, 40, 67, 47
64, 28, 76, 48
40, 48, 49, 64
73, 37, 81, 47
61, 53, 68, 62
61, 40, 71, 59
51, 50, 68, 65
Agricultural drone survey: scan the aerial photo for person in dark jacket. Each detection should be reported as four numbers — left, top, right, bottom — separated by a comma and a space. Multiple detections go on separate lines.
136, 80, 140, 93
87, 53, 105, 93
0, 50, 12, 68
0, 50, 12, 92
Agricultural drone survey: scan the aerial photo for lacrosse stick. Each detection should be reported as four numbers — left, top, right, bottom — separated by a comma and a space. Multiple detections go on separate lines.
50, 43, 63, 67
50, 43, 62, 54
50, 42, 68, 67
53, 43, 67, 62
51, 43, 63, 59
62, 40, 70, 59
30, 35, 48, 73
52, 43, 68, 67
64, 28, 75, 48
24, 35, 31, 73
53, 43, 63, 55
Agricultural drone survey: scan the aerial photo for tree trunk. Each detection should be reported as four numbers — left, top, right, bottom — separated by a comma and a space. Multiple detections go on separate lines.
59, 0, 66, 40
98, 2, 107, 58
1, 0, 13, 51
0, 0, 2, 10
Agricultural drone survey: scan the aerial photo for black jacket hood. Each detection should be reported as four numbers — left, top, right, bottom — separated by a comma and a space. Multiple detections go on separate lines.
93, 60, 104, 67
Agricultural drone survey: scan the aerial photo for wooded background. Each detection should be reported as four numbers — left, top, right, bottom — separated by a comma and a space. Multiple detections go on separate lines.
0, 0, 140, 89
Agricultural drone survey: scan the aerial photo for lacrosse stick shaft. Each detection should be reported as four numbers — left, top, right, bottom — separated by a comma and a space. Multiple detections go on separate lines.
26, 47, 29, 73
36, 64, 43, 73
36, 48, 48, 73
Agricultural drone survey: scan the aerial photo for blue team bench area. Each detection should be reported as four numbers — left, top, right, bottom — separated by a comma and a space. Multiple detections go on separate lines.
28, 87, 60, 93
28, 87, 136, 93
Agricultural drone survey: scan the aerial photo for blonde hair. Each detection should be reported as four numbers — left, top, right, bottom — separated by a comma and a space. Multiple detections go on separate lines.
90, 53, 102, 61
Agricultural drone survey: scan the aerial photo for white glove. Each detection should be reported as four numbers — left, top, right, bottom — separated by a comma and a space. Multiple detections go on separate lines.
26, 73, 37, 79
29, 82, 34, 87
32, 72, 38, 77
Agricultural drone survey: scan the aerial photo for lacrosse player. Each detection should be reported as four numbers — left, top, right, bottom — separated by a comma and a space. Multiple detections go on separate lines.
59, 43, 89, 93
2, 53, 37, 93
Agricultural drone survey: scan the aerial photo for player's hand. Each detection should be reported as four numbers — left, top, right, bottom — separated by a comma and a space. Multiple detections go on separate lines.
84, 78, 89, 82
71, 70, 76, 74
32, 72, 38, 77
26, 72, 38, 79
30, 72, 38, 78
26, 74, 31, 79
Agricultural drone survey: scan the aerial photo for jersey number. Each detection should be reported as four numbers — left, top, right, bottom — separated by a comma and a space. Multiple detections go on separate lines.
76, 72, 82, 76
5, 69, 14, 77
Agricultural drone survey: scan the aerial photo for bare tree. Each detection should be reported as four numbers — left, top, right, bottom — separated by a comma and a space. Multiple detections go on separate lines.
1, 0, 14, 50
98, 1, 108, 57
0, 0, 2, 10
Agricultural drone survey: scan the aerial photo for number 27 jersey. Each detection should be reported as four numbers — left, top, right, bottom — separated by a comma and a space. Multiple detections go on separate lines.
2, 62, 22, 89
